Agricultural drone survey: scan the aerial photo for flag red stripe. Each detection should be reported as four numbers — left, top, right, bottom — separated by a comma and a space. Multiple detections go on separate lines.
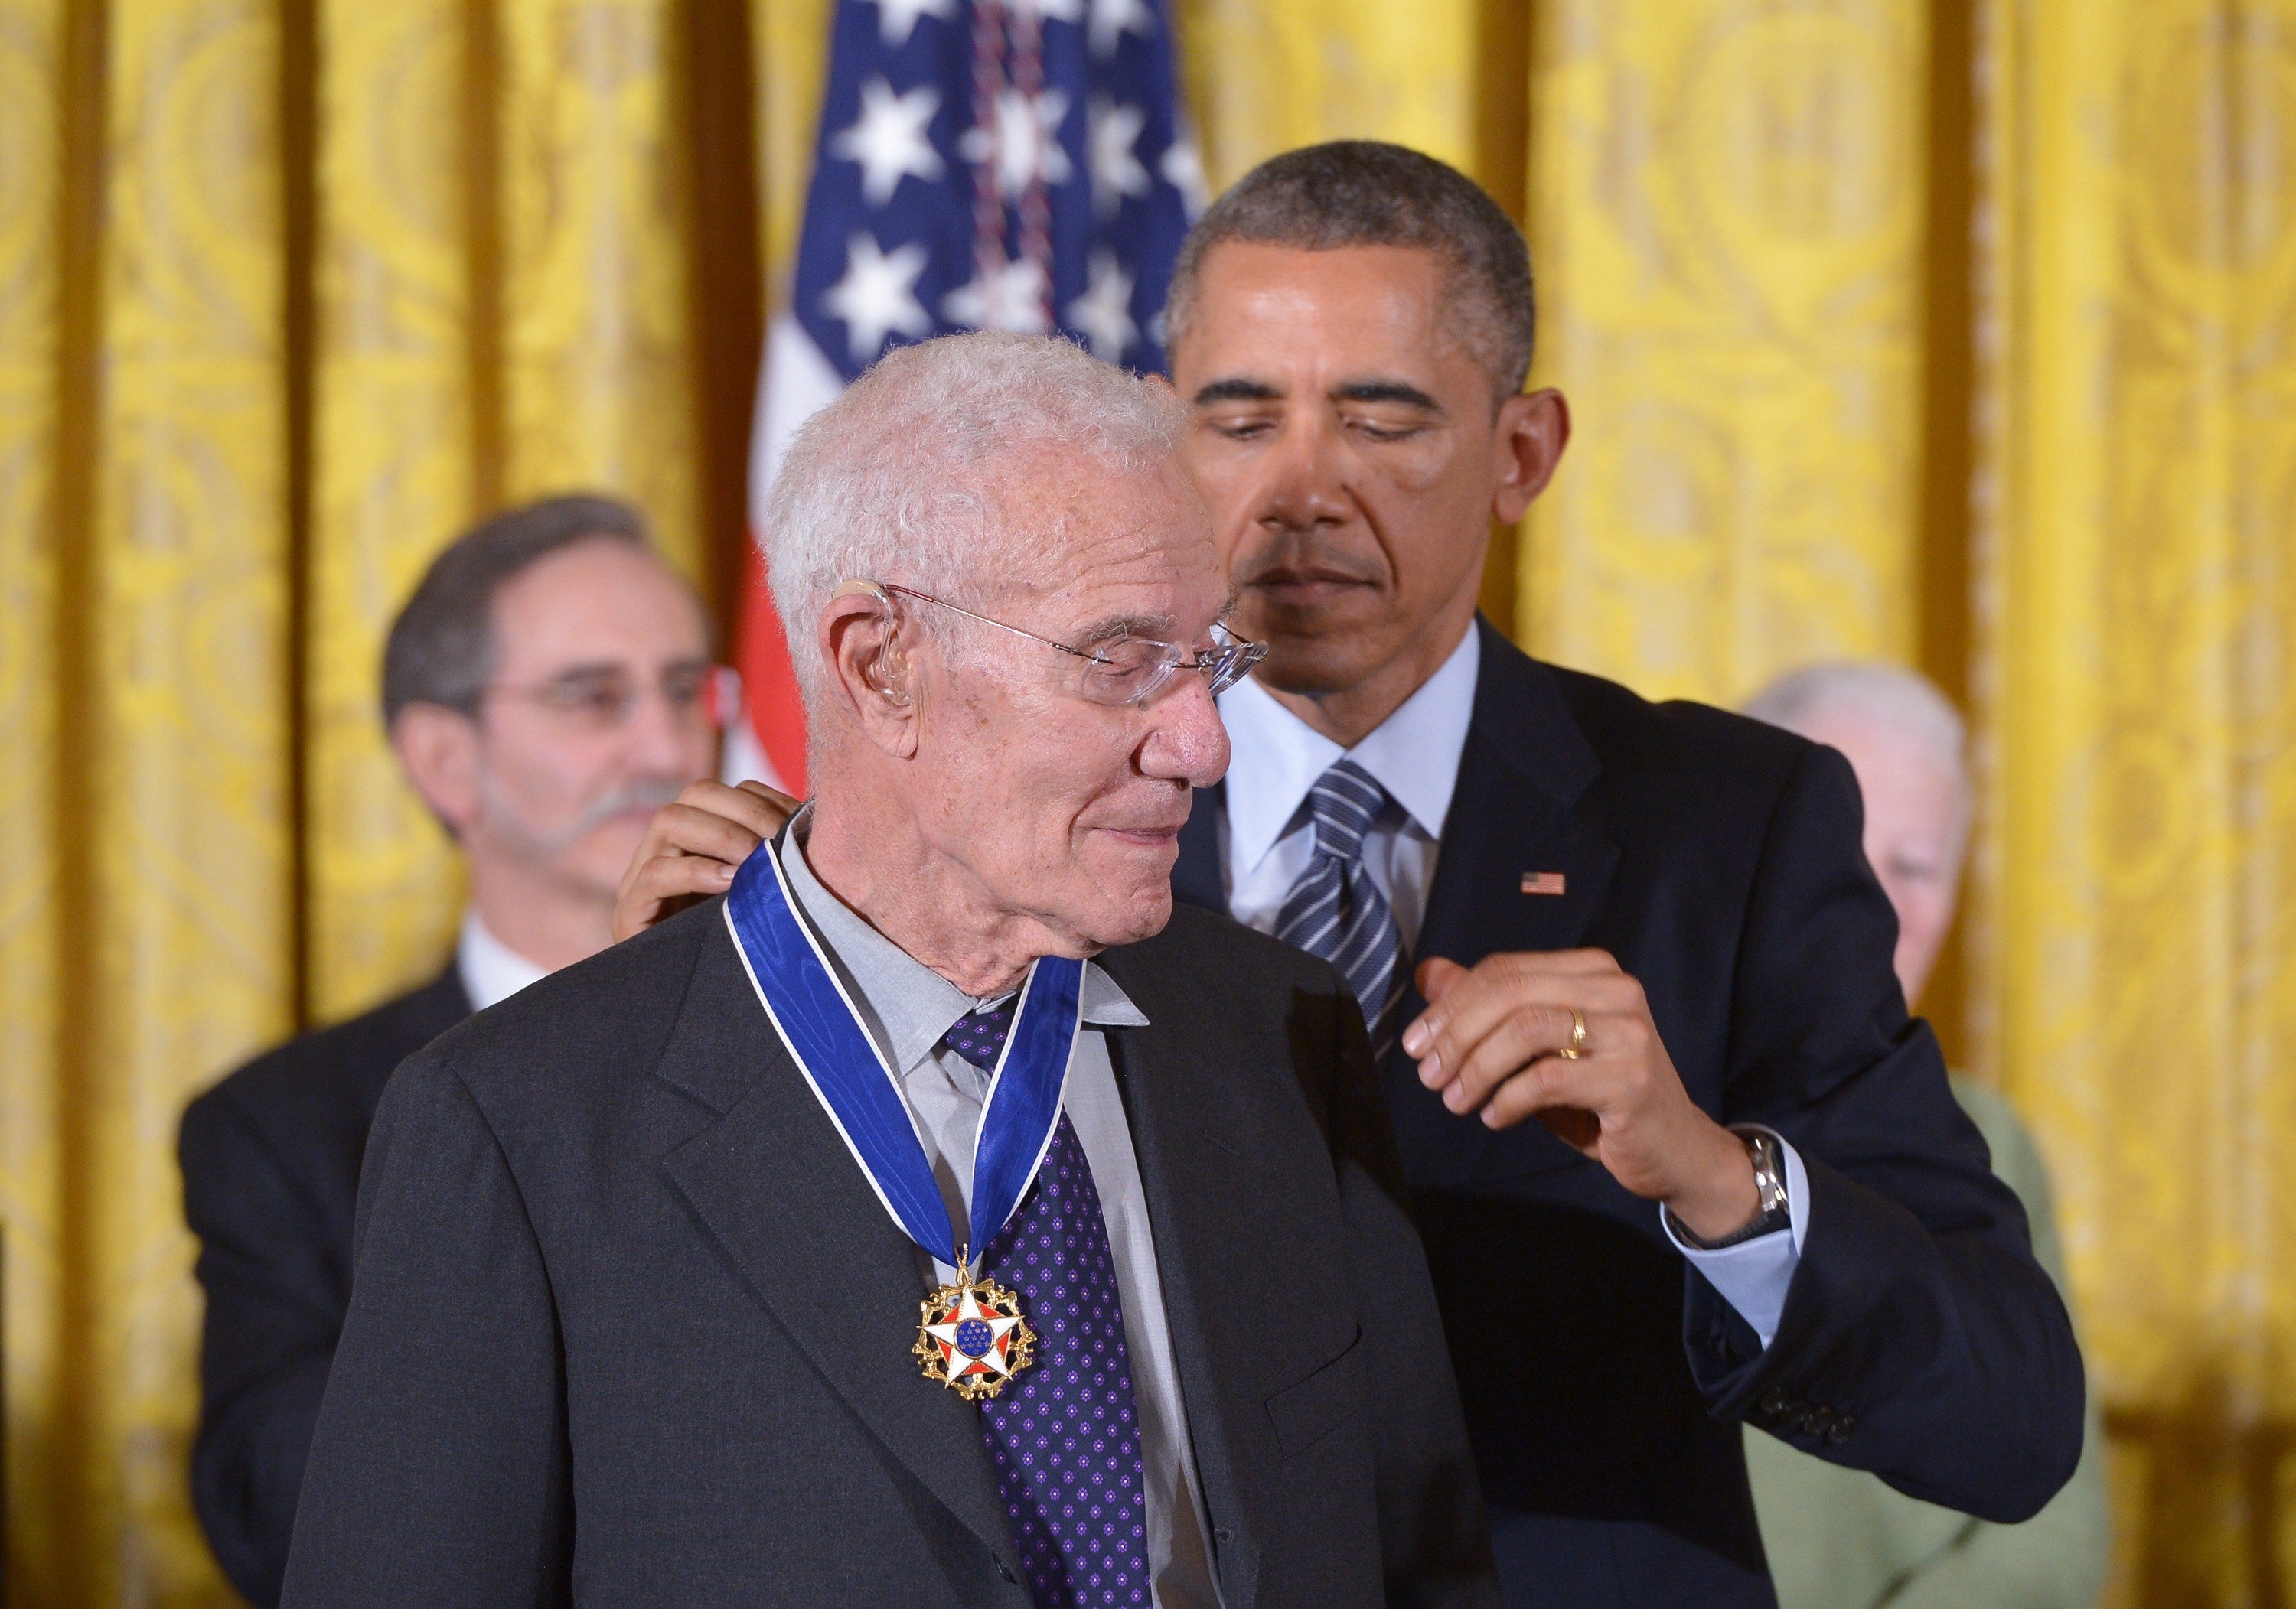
735, 538, 809, 796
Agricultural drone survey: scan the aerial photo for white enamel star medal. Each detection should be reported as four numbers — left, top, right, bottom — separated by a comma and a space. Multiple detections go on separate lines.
915, 1254, 1037, 1401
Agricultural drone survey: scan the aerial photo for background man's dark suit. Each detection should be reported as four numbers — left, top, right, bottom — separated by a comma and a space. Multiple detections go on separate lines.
282, 894, 1498, 1606
178, 969, 469, 1607
1175, 621, 2086, 1608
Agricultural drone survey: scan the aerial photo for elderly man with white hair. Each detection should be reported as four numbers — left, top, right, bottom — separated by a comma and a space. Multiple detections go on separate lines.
279, 333, 1499, 1609
1741, 662, 2111, 1609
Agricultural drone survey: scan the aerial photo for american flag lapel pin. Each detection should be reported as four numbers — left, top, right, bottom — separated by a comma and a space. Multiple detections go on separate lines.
1521, 871, 1567, 897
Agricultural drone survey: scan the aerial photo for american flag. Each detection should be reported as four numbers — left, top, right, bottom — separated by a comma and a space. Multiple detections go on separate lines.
725, 0, 1204, 796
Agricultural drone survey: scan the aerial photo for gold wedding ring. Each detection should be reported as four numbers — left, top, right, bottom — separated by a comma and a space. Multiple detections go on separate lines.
1559, 1007, 1588, 1060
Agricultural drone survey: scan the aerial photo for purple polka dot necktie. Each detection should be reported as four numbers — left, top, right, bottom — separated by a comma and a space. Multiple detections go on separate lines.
941, 1001, 1152, 1607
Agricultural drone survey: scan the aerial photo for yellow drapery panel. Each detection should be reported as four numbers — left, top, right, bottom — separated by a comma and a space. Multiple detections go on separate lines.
1172, 0, 1477, 184
752, 0, 828, 276
498, 0, 700, 570
1977, 0, 2296, 1598
308, 0, 708, 1023
89, 2, 295, 1601
306, 0, 475, 1021
1520, 0, 1929, 702
0, 0, 66, 1597
7, 0, 719, 1597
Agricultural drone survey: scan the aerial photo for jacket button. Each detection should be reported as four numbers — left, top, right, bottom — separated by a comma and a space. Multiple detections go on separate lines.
1757, 1387, 1798, 1422
1825, 1415, 1854, 1445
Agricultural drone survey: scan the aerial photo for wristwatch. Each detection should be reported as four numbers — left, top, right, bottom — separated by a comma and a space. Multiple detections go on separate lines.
1668, 1126, 1792, 1251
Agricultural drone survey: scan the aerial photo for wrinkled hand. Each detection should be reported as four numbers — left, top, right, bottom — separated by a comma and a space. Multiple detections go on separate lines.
611, 779, 799, 943
1401, 949, 1759, 1241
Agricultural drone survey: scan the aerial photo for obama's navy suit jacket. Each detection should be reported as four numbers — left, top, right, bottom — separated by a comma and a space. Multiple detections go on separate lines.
1173, 620, 2085, 1608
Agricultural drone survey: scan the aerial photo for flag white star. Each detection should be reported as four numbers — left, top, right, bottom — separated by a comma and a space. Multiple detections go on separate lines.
868, 0, 955, 47
1088, 97, 1150, 217
822, 233, 932, 362
829, 78, 944, 206
1162, 137, 1208, 216
958, 88, 1071, 199
1088, 0, 1156, 57
943, 256, 1052, 334
1066, 251, 1137, 361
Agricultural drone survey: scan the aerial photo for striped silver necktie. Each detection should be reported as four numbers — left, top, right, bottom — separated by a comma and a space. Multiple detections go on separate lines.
1275, 759, 1404, 1039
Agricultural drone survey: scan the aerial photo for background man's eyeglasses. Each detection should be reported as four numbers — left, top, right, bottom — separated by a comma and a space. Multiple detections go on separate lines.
481, 663, 742, 732
837, 578, 1270, 707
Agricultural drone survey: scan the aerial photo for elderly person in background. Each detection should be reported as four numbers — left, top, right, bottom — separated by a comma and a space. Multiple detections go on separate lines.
282, 332, 1496, 1607
1743, 662, 2112, 1609
178, 494, 719, 1607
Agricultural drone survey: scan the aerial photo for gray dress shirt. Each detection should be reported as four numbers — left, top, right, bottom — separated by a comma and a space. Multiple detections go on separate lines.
778, 826, 1221, 1608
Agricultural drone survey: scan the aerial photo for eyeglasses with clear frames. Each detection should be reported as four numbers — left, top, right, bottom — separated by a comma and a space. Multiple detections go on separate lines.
835, 578, 1269, 708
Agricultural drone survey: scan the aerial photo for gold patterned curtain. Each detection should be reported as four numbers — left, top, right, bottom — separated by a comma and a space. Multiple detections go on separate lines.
1978, 2, 2296, 1599
0, 0, 753, 1597
7, 0, 2296, 1602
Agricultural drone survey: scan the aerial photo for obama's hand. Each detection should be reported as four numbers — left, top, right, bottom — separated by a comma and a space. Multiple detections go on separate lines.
1401, 949, 1760, 1241
611, 779, 798, 943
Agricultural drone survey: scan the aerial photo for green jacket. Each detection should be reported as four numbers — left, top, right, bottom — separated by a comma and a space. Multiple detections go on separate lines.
1746, 1076, 2112, 1608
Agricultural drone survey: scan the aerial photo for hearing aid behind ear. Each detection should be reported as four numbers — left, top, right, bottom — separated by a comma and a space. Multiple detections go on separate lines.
830, 579, 905, 698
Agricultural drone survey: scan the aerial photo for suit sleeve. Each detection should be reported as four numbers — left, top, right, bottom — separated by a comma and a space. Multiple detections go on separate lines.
178, 1094, 344, 1607
1691, 742, 2086, 1523
279, 1050, 572, 1606
1322, 989, 1504, 1608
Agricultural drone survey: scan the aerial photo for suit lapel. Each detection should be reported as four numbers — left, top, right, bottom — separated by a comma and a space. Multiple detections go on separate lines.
1091, 949, 1268, 1609
1383, 621, 1622, 1186
653, 913, 1016, 1567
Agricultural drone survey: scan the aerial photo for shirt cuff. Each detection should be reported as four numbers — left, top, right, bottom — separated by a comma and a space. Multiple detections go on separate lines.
1658, 1128, 1811, 1350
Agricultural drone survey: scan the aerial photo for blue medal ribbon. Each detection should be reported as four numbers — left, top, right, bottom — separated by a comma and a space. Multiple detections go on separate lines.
722, 838, 1083, 1267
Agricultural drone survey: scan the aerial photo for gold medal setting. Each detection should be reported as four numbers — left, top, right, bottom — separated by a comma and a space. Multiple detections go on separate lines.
915, 1256, 1038, 1401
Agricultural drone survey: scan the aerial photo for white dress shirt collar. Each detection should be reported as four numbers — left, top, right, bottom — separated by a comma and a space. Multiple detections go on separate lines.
778, 811, 1149, 1078
455, 909, 553, 1012
1217, 623, 1481, 872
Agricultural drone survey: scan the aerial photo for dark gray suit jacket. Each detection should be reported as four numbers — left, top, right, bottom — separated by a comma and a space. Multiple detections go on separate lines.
281, 894, 1498, 1607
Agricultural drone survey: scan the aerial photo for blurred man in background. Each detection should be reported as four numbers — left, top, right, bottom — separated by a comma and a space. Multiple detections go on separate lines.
177, 493, 721, 1606
1743, 662, 2112, 1608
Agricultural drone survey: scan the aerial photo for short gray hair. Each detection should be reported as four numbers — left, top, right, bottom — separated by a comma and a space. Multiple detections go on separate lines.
381, 493, 654, 728
1744, 661, 1972, 835
1164, 141, 1536, 401
762, 331, 1186, 713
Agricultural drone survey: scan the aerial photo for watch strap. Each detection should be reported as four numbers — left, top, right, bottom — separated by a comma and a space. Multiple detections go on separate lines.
1667, 1128, 1792, 1251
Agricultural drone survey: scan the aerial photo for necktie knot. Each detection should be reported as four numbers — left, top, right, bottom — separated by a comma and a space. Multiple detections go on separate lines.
1306, 758, 1386, 865
941, 998, 1017, 1073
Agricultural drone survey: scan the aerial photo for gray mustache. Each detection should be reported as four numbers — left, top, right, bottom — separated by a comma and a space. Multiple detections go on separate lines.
514, 777, 692, 855
569, 777, 690, 838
